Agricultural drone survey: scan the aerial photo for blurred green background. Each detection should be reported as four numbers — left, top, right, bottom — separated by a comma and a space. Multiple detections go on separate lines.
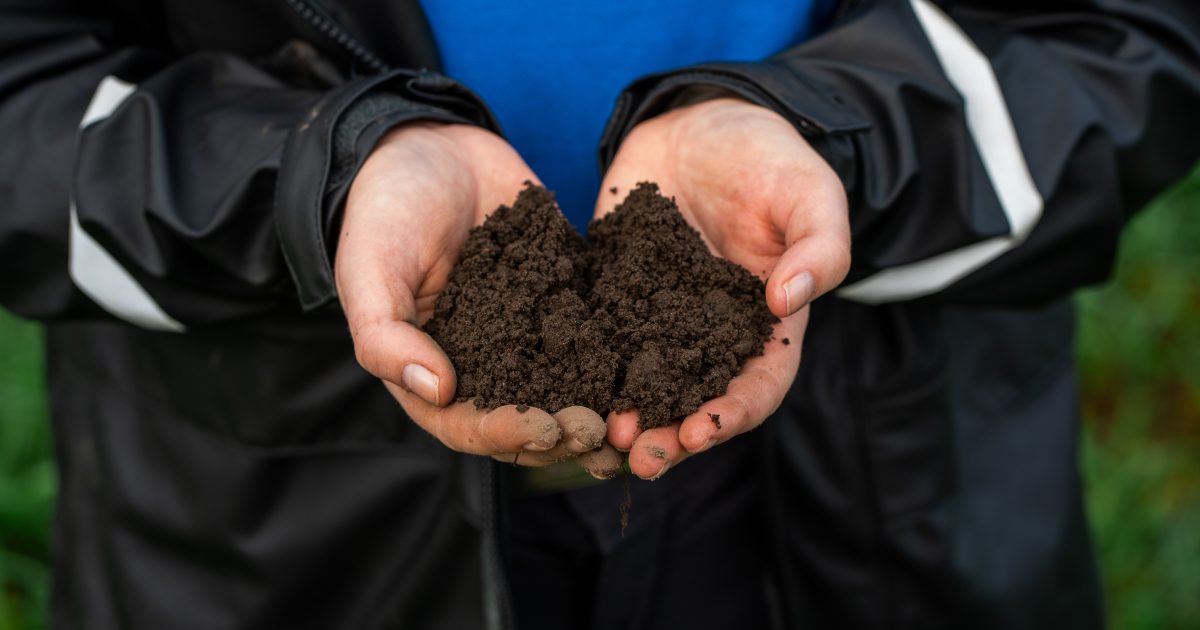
1, 168, 1198, 629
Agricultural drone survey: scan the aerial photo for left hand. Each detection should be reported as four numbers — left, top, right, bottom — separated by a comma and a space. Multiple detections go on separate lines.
595, 97, 851, 480
337, 123, 617, 477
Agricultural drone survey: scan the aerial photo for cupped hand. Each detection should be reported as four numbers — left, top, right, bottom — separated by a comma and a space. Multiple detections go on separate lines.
596, 97, 851, 480
337, 123, 619, 477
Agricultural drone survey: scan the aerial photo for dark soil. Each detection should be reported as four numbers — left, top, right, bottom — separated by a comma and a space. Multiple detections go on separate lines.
423, 185, 617, 414
424, 182, 777, 429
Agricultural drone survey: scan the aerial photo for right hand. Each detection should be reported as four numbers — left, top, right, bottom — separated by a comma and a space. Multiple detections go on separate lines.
336, 123, 622, 478
594, 98, 849, 480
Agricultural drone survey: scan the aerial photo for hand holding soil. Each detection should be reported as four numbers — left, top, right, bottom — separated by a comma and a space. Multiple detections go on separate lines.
596, 97, 851, 479
342, 98, 850, 482
425, 181, 778, 479
336, 123, 610, 473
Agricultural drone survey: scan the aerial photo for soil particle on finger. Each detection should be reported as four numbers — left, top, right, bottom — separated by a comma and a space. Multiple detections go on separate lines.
708, 412, 721, 429
425, 182, 777, 429
782, 337, 790, 346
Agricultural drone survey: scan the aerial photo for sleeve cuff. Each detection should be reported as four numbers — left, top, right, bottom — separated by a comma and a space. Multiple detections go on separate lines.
597, 62, 869, 190
276, 68, 500, 311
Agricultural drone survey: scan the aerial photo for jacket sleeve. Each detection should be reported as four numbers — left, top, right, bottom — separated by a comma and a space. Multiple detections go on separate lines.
599, 0, 1200, 305
0, 0, 497, 329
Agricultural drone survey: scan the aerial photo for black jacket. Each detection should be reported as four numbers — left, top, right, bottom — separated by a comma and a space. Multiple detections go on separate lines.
1, 0, 1198, 628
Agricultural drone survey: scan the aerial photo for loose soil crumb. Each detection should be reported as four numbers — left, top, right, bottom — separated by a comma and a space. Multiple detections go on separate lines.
709, 413, 721, 429
425, 182, 777, 430
782, 337, 790, 346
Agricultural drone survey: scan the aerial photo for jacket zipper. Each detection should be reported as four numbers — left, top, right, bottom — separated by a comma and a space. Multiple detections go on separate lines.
283, 0, 390, 74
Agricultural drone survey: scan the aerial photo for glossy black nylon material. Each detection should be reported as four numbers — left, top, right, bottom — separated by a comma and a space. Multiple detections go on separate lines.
0, 1, 1197, 628
600, 0, 1200, 305
46, 320, 489, 629
0, 0, 496, 325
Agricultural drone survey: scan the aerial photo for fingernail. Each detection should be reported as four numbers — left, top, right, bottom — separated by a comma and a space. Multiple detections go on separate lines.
648, 461, 671, 481
570, 437, 595, 452
783, 272, 815, 315
588, 466, 621, 481
401, 363, 440, 405
523, 441, 554, 452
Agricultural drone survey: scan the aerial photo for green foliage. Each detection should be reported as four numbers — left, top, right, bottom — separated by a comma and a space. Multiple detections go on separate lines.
1077, 164, 1200, 630
0, 168, 1196, 629
0, 312, 52, 630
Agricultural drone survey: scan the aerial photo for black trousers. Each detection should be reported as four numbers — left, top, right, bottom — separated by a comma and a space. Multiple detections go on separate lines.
505, 435, 771, 630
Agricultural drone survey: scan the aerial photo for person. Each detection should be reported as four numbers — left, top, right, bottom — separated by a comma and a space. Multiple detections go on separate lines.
0, 0, 1197, 629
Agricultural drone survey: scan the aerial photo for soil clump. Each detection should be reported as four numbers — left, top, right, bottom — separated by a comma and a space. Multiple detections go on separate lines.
425, 182, 777, 429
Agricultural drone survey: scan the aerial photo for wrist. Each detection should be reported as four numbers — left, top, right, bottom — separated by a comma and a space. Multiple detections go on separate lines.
656, 97, 799, 171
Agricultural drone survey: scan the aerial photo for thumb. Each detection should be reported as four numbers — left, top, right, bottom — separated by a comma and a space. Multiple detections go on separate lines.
338, 247, 457, 408
351, 312, 457, 408
764, 178, 851, 318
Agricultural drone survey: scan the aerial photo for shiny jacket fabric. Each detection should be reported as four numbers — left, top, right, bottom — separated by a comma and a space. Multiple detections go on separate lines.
1, 0, 1198, 628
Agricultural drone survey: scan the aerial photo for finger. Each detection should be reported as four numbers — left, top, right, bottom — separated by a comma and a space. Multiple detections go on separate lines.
628, 424, 688, 480
493, 405, 606, 465
491, 439, 625, 477
677, 311, 807, 453
765, 174, 851, 318
491, 450, 571, 467
577, 442, 626, 480
490, 406, 617, 471
606, 410, 643, 452
554, 406, 607, 453
388, 383, 561, 454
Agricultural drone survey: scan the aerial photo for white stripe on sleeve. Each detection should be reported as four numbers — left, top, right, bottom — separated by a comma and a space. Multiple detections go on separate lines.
837, 0, 1044, 304
68, 76, 186, 332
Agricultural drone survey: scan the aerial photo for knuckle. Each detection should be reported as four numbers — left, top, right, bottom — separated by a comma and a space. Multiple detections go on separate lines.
350, 321, 384, 374
832, 237, 852, 275
475, 412, 504, 452
481, 409, 541, 453
430, 416, 464, 453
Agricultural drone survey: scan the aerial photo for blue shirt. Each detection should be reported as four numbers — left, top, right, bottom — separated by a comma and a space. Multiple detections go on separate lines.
419, 1, 831, 228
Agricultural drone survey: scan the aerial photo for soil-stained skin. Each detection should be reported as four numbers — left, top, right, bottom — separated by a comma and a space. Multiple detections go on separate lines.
425, 182, 777, 430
